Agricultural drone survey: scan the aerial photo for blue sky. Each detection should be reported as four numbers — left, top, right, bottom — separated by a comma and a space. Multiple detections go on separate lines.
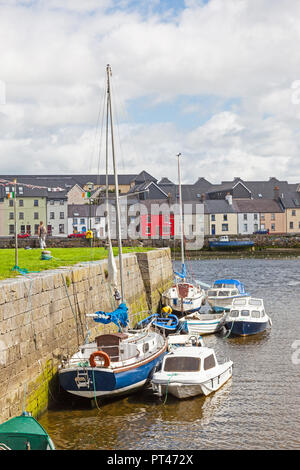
0, 0, 300, 183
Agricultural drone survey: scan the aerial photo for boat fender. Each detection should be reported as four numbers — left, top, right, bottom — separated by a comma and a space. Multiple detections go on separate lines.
89, 350, 110, 368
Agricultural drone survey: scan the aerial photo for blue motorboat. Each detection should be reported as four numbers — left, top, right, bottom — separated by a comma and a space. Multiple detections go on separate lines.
206, 279, 249, 312
225, 297, 272, 336
209, 236, 254, 249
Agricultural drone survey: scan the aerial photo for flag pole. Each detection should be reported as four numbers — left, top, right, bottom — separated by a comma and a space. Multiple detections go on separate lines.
13, 178, 18, 266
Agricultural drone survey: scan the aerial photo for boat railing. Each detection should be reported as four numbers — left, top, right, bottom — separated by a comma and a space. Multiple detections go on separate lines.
0, 443, 11, 450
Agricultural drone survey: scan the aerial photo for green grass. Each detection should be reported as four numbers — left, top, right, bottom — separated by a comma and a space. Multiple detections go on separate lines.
0, 246, 154, 280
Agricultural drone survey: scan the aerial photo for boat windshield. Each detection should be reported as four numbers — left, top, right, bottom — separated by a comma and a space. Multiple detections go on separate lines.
164, 356, 201, 372
251, 310, 260, 318
231, 290, 238, 295
230, 310, 239, 317
218, 290, 230, 296
208, 290, 217, 297
249, 299, 263, 306
241, 310, 250, 316
233, 299, 247, 306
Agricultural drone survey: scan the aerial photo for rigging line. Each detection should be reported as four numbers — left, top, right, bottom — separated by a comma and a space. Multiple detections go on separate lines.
96, 80, 107, 185
88, 75, 107, 176
109, 73, 126, 174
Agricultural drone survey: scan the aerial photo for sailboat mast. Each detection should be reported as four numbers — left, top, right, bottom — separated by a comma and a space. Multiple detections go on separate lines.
106, 64, 125, 302
177, 153, 185, 273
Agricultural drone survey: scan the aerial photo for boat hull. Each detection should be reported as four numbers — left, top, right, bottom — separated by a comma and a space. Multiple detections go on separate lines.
59, 348, 166, 399
153, 363, 233, 399
225, 320, 269, 336
180, 315, 226, 335
209, 241, 254, 249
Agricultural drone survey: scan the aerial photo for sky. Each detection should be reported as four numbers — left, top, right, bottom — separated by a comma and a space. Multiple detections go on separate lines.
0, 0, 300, 184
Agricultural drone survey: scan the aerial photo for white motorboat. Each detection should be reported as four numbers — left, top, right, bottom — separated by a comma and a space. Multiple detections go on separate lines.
225, 296, 272, 336
206, 279, 249, 312
179, 311, 227, 335
151, 346, 233, 399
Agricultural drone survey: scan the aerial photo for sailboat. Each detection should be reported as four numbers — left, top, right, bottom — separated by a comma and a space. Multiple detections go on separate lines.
161, 153, 206, 316
58, 65, 167, 400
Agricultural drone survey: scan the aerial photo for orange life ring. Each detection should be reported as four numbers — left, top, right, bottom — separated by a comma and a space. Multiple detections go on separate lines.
89, 350, 110, 368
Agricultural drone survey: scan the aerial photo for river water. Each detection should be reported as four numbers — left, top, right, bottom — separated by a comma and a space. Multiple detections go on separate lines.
39, 258, 300, 450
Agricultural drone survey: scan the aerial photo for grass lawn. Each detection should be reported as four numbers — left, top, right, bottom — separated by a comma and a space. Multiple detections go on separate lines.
0, 246, 154, 280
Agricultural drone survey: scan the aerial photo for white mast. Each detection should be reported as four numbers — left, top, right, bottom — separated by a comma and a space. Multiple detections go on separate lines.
177, 153, 185, 276
106, 64, 124, 302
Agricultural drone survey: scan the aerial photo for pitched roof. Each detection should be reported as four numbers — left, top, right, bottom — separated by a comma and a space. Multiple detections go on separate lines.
279, 192, 300, 209
204, 199, 236, 214
233, 198, 284, 213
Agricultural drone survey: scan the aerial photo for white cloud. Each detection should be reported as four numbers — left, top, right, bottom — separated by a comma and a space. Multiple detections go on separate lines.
0, 0, 300, 184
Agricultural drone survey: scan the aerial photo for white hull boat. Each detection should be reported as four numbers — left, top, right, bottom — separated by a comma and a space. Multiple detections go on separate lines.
162, 282, 206, 316
206, 279, 249, 312
152, 346, 233, 399
179, 311, 227, 335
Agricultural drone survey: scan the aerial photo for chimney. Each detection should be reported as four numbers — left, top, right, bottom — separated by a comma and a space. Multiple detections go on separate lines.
274, 186, 280, 200
225, 192, 232, 205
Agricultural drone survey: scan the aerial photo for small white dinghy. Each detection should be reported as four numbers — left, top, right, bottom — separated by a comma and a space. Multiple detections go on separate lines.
151, 346, 233, 399
179, 311, 227, 335
167, 333, 204, 352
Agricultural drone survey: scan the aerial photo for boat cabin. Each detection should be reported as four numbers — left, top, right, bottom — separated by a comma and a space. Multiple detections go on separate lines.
208, 279, 246, 297
162, 347, 218, 373
228, 297, 266, 320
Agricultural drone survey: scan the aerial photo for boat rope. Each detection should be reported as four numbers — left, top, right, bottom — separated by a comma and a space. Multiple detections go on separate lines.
61, 273, 83, 348
12, 265, 40, 275
223, 317, 235, 339
92, 368, 101, 412
163, 373, 177, 405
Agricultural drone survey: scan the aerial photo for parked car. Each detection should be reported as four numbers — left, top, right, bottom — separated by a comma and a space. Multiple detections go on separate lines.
67, 232, 86, 238
254, 230, 269, 235
17, 233, 30, 238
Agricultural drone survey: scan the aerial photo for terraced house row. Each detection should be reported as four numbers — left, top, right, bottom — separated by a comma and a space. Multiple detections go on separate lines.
0, 173, 300, 238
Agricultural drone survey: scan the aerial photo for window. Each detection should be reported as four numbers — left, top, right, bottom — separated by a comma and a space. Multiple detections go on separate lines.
59, 200, 64, 205
261, 214, 265, 220
95, 217, 100, 223
207, 290, 217, 297
241, 310, 250, 316
80, 218, 85, 225
254, 213, 258, 220
254, 224, 258, 232
60, 212, 64, 219
5, 186, 10, 194
9, 212, 14, 220
251, 310, 260, 318
164, 356, 201, 372
244, 224, 248, 232
146, 226, 151, 235
218, 290, 230, 296
9, 224, 14, 234
211, 214, 215, 221
222, 224, 228, 231
19, 199, 24, 207
143, 343, 149, 353
73, 218, 78, 225
230, 310, 240, 317
223, 214, 228, 221
50, 212, 55, 219
20, 225, 25, 234
19, 212, 24, 220
9, 199, 13, 207
292, 210, 296, 216
18, 186, 23, 195
50, 200, 54, 205
34, 212, 39, 220
271, 223, 275, 231
204, 354, 216, 371
243, 214, 247, 220
59, 224, 65, 234
34, 224, 39, 235
34, 200, 39, 206
271, 213, 275, 220
290, 222, 294, 229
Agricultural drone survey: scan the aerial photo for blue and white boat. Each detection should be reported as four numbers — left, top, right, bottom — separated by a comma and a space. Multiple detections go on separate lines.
209, 235, 254, 249
58, 65, 167, 401
58, 304, 167, 399
225, 297, 272, 336
206, 279, 249, 312
135, 313, 179, 335
179, 311, 227, 335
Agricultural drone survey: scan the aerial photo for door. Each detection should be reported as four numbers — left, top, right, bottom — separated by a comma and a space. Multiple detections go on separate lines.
211, 224, 216, 235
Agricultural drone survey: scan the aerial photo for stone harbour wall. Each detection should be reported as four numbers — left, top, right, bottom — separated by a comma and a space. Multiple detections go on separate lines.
0, 248, 173, 423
